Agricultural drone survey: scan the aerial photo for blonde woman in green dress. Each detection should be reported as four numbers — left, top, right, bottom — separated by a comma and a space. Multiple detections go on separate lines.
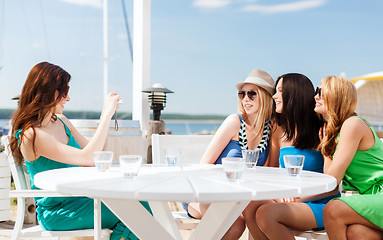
314, 76, 383, 239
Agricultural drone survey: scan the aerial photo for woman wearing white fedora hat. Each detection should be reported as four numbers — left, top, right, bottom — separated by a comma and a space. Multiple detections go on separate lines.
182, 69, 278, 239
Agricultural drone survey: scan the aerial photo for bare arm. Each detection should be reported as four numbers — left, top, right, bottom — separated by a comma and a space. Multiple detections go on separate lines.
20, 93, 120, 166
324, 117, 374, 185
200, 114, 240, 164
264, 123, 281, 167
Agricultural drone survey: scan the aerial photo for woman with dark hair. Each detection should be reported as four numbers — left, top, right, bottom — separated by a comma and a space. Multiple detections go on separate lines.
9, 62, 151, 240
315, 76, 383, 239
243, 73, 339, 239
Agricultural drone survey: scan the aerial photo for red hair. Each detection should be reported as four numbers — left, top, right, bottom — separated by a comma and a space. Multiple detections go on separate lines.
10, 62, 71, 165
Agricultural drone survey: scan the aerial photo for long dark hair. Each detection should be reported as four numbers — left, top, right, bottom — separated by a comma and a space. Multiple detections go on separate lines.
273, 73, 323, 149
10, 62, 71, 165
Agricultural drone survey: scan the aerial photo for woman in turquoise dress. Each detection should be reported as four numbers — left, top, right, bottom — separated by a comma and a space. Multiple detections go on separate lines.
183, 69, 277, 239
314, 76, 383, 239
9, 62, 151, 240
243, 73, 340, 240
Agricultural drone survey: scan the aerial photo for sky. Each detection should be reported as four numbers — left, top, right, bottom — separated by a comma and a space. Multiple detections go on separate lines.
0, 0, 382, 117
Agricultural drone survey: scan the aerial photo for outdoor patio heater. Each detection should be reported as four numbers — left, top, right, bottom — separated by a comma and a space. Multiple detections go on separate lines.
142, 83, 174, 121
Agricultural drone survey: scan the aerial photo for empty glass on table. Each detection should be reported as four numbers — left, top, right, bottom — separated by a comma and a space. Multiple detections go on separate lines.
119, 155, 142, 179
283, 155, 305, 176
93, 151, 113, 172
222, 157, 246, 181
242, 149, 259, 168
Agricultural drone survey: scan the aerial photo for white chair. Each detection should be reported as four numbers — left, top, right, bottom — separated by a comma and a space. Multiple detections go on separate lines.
151, 133, 214, 230
1, 136, 110, 240
290, 229, 329, 240
151, 133, 214, 165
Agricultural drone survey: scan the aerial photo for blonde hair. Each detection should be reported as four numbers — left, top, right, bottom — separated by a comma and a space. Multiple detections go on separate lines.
237, 86, 273, 136
318, 76, 357, 158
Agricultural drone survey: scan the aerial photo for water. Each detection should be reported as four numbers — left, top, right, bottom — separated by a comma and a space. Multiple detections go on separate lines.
0, 119, 222, 136
0, 120, 10, 135
166, 156, 179, 166
95, 161, 112, 172
225, 170, 243, 180
165, 121, 222, 135
286, 166, 303, 176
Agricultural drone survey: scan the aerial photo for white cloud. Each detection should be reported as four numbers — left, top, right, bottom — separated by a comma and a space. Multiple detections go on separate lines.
193, 0, 232, 9
242, 0, 326, 13
60, 0, 103, 9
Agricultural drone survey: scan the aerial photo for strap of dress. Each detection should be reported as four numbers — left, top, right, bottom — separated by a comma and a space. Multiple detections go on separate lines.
257, 119, 271, 153
56, 116, 72, 136
238, 114, 271, 153
15, 129, 22, 147
238, 114, 248, 150
351, 116, 380, 140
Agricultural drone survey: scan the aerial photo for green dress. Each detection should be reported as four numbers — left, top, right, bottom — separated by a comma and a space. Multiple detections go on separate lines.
337, 116, 383, 229
17, 117, 152, 240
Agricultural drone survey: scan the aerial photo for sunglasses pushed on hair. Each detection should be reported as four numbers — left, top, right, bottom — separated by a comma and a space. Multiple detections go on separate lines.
238, 90, 257, 100
315, 87, 322, 98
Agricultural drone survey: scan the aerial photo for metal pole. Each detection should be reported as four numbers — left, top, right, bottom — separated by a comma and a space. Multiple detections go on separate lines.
103, 0, 109, 101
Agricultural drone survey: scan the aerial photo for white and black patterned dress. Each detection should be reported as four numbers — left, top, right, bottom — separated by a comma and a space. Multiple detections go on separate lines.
214, 113, 271, 166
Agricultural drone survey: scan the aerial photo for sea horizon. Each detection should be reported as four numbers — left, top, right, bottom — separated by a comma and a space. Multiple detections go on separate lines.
0, 118, 222, 136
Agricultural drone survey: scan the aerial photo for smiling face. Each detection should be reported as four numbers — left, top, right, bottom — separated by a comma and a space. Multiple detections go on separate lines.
314, 83, 326, 116
53, 88, 70, 114
273, 78, 283, 113
239, 83, 260, 115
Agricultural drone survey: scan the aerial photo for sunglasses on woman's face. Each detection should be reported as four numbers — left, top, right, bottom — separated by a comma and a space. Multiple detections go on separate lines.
238, 90, 257, 100
315, 87, 322, 98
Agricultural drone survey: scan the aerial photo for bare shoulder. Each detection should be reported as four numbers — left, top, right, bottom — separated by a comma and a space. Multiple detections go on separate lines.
219, 114, 241, 131
56, 114, 70, 125
22, 127, 36, 144
225, 113, 241, 125
56, 114, 75, 130
214, 114, 241, 137
342, 117, 370, 133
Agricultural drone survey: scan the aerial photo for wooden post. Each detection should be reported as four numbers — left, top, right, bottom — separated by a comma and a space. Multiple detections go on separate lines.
24, 198, 36, 224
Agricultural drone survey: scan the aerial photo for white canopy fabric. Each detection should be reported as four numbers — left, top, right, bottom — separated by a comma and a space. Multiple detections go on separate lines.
351, 72, 383, 133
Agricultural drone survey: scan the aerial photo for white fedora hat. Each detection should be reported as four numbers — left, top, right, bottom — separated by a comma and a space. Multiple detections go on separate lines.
236, 69, 275, 96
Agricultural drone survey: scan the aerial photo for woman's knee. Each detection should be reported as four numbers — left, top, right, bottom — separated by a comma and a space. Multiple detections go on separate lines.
323, 200, 346, 223
255, 204, 275, 232
243, 200, 266, 221
346, 224, 368, 240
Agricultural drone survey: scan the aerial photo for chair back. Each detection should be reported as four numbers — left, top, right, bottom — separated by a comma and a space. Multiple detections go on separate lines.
151, 134, 213, 165
1, 136, 30, 191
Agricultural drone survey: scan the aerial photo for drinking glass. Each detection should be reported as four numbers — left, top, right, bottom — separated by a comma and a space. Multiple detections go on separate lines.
222, 157, 246, 181
93, 151, 113, 172
164, 147, 181, 166
119, 155, 142, 179
283, 155, 305, 176
242, 149, 259, 168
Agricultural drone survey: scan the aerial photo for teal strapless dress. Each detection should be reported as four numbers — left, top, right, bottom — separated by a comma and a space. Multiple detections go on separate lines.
17, 117, 151, 240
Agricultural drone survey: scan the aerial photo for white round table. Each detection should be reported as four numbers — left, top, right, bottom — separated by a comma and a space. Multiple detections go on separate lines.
35, 165, 336, 240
